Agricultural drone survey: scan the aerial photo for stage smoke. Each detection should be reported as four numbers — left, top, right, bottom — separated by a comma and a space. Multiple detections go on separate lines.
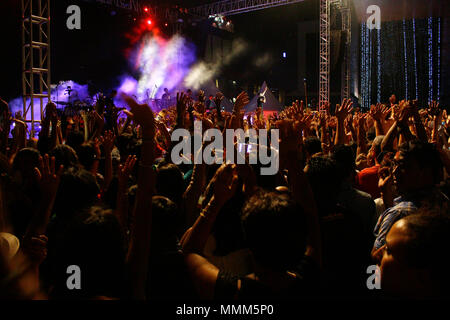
133, 34, 196, 101
184, 38, 248, 90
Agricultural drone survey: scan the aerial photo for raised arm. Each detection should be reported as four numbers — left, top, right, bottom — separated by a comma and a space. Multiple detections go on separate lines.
356, 113, 368, 156
181, 164, 238, 299
24, 154, 63, 238
410, 100, 428, 142
121, 94, 156, 299
334, 99, 353, 146
100, 130, 115, 191
369, 103, 385, 136
280, 120, 321, 267
115, 155, 137, 233
0, 98, 12, 155
183, 160, 207, 229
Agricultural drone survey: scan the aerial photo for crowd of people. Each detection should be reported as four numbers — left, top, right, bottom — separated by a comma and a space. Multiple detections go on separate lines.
0, 89, 449, 300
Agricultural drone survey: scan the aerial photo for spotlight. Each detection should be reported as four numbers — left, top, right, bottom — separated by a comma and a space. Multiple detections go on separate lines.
144, 7, 148, 12
164, 23, 168, 27
147, 19, 152, 25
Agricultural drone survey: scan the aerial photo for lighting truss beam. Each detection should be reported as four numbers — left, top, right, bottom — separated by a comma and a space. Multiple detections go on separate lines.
319, 0, 329, 111
189, 0, 306, 17
21, 0, 51, 137
340, 0, 351, 100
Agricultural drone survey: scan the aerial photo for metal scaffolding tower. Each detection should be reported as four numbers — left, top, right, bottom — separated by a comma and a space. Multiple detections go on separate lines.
319, 0, 351, 110
340, 4, 351, 101
334, 0, 351, 101
190, 0, 305, 17
190, 0, 351, 110
21, 0, 51, 137
319, 0, 330, 111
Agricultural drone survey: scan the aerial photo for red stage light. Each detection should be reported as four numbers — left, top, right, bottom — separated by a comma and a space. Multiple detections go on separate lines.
147, 20, 152, 25
144, 7, 148, 12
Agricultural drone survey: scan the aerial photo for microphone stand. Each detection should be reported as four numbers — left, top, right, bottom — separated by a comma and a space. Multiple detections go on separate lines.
303, 79, 308, 110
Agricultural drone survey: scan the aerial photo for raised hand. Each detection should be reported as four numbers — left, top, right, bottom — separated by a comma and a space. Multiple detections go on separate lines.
121, 93, 155, 137
34, 154, 64, 198
356, 112, 368, 129
369, 103, 383, 121
427, 100, 441, 117
100, 130, 116, 154
197, 90, 206, 103
118, 155, 137, 187
22, 235, 48, 267
344, 114, 354, 133
212, 164, 239, 206
381, 105, 392, 120
378, 166, 393, 190
335, 99, 353, 122
276, 118, 303, 169
233, 91, 249, 115
297, 113, 313, 132
195, 101, 206, 114
214, 92, 224, 108
292, 100, 303, 118
396, 102, 411, 124
176, 92, 188, 124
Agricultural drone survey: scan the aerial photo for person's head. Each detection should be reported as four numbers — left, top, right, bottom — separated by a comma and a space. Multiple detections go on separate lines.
241, 191, 307, 271
49, 144, 79, 171
392, 140, 442, 194
150, 196, 180, 251
164, 88, 169, 93
50, 205, 125, 299
304, 137, 322, 160
66, 130, 85, 151
155, 163, 184, 206
305, 155, 339, 216
53, 167, 100, 219
76, 142, 98, 172
367, 135, 384, 165
44, 101, 57, 119
11, 148, 40, 187
116, 133, 139, 161
389, 94, 396, 105
378, 212, 450, 298
331, 144, 356, 183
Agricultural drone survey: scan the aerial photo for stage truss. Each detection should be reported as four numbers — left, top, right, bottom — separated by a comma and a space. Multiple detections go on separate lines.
190, 0, 352, 111
319, 0, 330, 111
189, 0, 306, 17
21, 0, 51, 137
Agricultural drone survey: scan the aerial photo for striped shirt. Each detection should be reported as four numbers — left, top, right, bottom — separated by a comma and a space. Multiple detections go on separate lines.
373, 188, 450, 250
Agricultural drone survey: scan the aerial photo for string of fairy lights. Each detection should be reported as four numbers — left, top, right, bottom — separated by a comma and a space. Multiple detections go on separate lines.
360, 17, 441, 108
428, 17, 433, 105
413, 18, 418, 101
377, 27, 381, 104
437, 17, 441, 103
403, 19, 408, 101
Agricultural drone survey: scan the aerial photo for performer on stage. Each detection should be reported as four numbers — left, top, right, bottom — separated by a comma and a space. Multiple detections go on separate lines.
161, 88, 171, 108
257, 86, 267, 112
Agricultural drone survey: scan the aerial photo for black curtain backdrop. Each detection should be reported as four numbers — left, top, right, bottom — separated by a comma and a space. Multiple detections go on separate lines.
360, 17, 445, 109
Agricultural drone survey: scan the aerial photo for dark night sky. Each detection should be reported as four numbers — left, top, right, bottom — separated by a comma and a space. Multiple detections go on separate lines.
0, 0, 448, 102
